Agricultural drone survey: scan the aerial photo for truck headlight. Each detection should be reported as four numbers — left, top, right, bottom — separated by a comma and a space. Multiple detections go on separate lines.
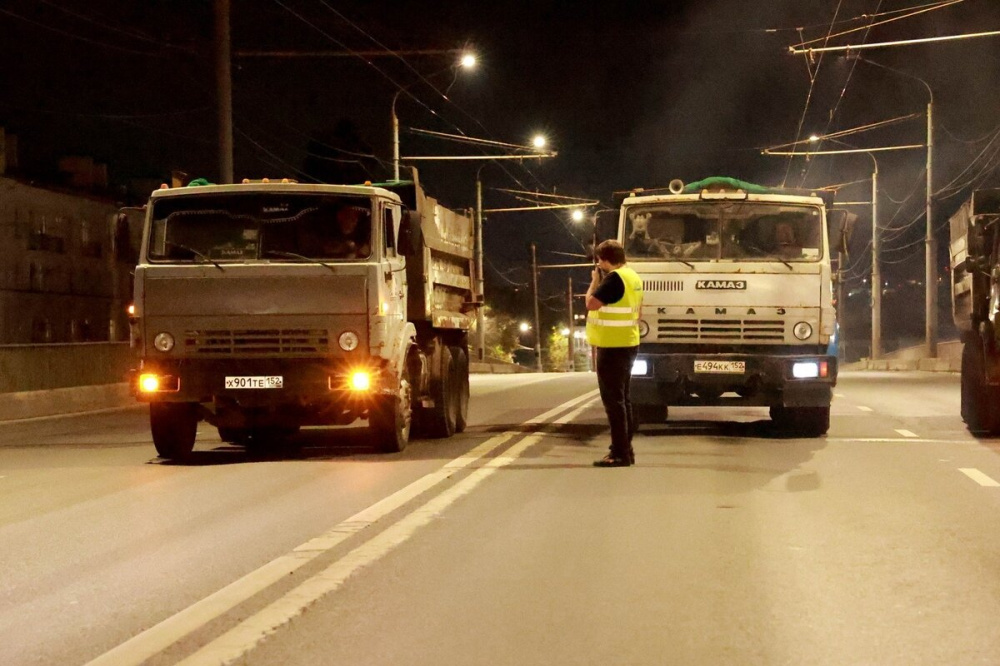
793, 322, 813, 340
638, 320, 650, 338
339, 331, 360, 351
631, 358, 649, 375
153, 332, 175, 352
350, 371, 371, 391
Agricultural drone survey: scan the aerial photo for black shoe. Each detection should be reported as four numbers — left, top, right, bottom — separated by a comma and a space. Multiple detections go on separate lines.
593, 454, 631, 467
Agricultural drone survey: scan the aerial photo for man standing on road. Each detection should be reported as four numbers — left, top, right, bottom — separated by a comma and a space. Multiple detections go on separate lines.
586, 239, 644, 467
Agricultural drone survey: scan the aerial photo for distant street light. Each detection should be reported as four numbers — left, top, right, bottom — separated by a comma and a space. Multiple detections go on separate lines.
532, 135, 547, 150
561, 327, 570, 336
519, 322, 531, 333
808, 134, 820, 142
392, 53, 477, 180
571, 209, 585, 222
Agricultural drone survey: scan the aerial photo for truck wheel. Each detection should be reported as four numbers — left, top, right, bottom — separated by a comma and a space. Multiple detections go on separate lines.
962, 340, 1000, 435
370, 365, 413, 452
635, 404, 666, 425
424, 345, 457, 438
770, 405, 829, 437
450, 345, 470, 433
150, 402, 198, 460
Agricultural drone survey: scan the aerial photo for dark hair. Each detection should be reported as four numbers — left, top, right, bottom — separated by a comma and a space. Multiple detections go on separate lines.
595, 239, 626, 265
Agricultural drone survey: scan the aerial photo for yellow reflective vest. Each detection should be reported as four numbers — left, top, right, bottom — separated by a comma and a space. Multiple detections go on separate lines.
586, 266, 643, 348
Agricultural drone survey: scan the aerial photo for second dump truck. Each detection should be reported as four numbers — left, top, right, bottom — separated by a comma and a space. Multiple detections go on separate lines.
129, 169, 478, 459
949, 188, 1000, 434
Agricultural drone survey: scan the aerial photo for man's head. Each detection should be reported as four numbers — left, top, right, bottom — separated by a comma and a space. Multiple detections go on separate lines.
337, 206, 363, 235
595, 239, 626, 271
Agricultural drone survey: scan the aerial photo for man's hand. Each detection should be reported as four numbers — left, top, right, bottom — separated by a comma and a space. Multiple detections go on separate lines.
591, 267, 602, 286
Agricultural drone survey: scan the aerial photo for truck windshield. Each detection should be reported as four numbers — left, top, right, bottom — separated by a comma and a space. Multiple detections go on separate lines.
146, 193, 373, 263
623, 202, 824, 262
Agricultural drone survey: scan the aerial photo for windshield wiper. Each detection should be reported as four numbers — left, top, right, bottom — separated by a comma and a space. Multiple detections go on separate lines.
164, 241, 225, 271
261, 250, 337, 273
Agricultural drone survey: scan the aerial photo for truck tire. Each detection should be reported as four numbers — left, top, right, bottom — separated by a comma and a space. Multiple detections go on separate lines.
370, 365, 413, 453
962, 340, 1000, 435
450, 345, 470, 433
770, 405, 830, 437
150, 402, 198, 460
635, 403, 667, 425
423, 344, 457, 438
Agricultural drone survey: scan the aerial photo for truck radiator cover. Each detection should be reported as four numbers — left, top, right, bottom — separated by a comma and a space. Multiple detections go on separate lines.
184, 329, 330, 355
656, 318, 785, 342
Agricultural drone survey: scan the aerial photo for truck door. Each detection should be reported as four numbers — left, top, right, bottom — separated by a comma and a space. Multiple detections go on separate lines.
383, 203, 407, 321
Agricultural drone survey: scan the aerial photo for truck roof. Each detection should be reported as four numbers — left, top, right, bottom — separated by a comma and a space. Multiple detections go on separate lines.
621, 191, 828, 207
148, 181, 402, 204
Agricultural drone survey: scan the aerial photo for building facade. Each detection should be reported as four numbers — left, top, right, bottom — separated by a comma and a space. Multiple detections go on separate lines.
0, 176, 139, 344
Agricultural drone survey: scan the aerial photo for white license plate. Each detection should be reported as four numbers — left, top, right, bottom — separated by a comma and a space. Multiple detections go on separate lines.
224, 376, 284, 389
693, 360, 745, 374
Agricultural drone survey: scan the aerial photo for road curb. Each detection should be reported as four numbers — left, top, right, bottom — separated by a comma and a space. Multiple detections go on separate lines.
0, 383, 134, 422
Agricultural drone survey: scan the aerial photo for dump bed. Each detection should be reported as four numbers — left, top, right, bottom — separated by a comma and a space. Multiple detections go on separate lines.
950, 188, 1000, 333
380, 169, 479, 330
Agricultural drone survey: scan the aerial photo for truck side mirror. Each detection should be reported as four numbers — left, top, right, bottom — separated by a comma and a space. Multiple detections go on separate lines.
594, 209, 620, 244
397, 209, 419, 256
828, 209, 856, 256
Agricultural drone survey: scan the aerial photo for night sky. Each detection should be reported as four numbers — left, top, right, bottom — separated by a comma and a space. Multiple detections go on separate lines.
2, 0, 998, 349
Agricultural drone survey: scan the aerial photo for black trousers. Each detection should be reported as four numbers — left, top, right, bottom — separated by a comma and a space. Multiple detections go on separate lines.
596, 346, 638, 459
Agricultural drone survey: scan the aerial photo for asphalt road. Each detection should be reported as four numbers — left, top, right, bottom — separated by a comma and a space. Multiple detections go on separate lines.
3, 370, 1000, 665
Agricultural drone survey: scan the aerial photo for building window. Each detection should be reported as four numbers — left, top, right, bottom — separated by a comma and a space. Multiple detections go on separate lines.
29, 261, 44, 291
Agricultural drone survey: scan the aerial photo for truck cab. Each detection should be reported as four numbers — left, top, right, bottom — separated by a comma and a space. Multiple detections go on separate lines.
611, 177, 842, 436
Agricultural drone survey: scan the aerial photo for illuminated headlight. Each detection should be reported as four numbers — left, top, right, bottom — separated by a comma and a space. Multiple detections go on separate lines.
153, 332, 175, 352
792, 362, 820, 379
792, 322, 813, 340
339, 331, 360, 351
350, 371, 371, 391
139, 373, 160, 392
631, 359, 649, 376
638, 320, 650, 338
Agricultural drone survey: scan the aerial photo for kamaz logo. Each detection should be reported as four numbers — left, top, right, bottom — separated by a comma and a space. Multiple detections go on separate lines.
696, 280, 746, 290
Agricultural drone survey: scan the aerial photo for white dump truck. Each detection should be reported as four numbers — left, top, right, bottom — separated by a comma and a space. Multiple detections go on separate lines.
128, 169, 478, 459
949, 188, 1000, 434
599, 177, 849, 436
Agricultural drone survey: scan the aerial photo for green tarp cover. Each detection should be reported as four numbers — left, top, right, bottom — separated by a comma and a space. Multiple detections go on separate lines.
683, 176, 772, 194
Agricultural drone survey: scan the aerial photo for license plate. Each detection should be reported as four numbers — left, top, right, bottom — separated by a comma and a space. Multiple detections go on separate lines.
224, 376, 284, 389
693, 360, 745, 374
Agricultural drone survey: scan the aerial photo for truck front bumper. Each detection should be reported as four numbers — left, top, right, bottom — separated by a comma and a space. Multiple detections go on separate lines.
630, 351, 837, 408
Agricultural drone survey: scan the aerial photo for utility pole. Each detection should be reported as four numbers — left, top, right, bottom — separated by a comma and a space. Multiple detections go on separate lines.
925, 99, 937, 358
475, 176, 485, 361
871, 162, 881, 360
837, 250, 845, 359
215, 0, 233, 184
531, 243, 542, 372
567, 276, 575, 372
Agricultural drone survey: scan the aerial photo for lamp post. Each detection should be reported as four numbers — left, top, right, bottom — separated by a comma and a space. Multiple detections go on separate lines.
391, 53, 476, 181
853, 55, 936, 357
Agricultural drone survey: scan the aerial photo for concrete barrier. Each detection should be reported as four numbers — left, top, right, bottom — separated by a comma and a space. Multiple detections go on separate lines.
0, 382, 137, 422
470, 360, 534, 374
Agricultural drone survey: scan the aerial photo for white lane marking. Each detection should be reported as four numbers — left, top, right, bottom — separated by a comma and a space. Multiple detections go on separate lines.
85, 389, 599, 666
177, 396, 600, 666
895, 429, 919, 438
834, 393, 846, 398
960, 468, 1000, 487
857, 406, 874, 412
828, 438, 957, 444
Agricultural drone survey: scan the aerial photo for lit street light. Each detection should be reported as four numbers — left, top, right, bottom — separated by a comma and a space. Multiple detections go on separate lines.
519, 322, 531, 333
392, 53, 477, 180
571, 209, 585, 222
532, 135, 547, 150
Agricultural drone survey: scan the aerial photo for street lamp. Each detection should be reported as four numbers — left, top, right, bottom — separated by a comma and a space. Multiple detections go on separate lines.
392, 53, 477, 180
570, 209, 585, 222
519, 322, 530, 333
851, 55, 936, 358
531, 135, 547, 150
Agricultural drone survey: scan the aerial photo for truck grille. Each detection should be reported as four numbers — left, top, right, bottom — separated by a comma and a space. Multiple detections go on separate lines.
656, 318, 784, 342
184, 329, 330, 355
643, 279, 684, 292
